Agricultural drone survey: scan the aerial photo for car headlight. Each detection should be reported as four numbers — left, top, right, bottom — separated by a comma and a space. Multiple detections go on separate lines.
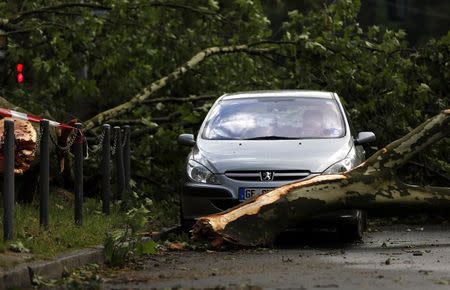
323, 157, 353, 174
187, 159, 221, 184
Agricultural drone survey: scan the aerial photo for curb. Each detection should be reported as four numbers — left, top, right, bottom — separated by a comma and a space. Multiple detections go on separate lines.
0, 246, 104, 289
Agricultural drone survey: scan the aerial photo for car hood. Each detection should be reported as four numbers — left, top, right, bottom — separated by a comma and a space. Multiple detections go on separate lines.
193, 137, 353, 174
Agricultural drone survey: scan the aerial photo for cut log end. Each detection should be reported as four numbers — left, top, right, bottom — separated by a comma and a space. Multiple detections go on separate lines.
0, 118, 37, 174
191, 218, 234, 248
192, 219, 220, 241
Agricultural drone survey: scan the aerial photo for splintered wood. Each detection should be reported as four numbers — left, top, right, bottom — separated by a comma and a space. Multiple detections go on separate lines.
0, 118, 37, 174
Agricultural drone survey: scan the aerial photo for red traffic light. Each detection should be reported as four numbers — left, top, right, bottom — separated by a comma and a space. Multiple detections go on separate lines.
17, 73, 24, 84
16, 63, 24, 84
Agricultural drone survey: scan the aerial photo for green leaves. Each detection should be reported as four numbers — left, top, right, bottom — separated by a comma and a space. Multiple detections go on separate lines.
126, 204, 150, 233
9, 241, 31, 253
103, 229, 132, 267
136, 239, 158, 255
305, 41, 327, 52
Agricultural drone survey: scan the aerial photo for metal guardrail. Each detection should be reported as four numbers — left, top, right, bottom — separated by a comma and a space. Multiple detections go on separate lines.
1, 120, 131, 240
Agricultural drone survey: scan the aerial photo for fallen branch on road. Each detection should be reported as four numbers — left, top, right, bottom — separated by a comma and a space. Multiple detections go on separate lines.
192, 109, 450, 247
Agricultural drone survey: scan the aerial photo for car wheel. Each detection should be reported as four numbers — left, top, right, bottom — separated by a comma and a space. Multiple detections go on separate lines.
338, 210, 365, 242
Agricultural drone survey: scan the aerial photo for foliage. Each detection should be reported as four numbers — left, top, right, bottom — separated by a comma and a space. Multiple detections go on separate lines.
278, 0, 449, 183
103, 229, 133, 267
103, 196, 157, 267
31, 263, 103, 289
61, 263, 103, 290
280, 0, 449, 137
0, 0, 448, 210
8, 240, 30, 253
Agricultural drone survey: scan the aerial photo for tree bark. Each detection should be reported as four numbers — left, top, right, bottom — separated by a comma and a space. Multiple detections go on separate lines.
0, 96, 71, 175
83, 45, 274, 130
192, 109, 450, 247
142, 95, 216, 104
0, 118, 36, 174
0, 97, 38, 174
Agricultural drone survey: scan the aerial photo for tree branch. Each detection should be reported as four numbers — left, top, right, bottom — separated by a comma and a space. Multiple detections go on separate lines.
354, 109, 450, 177
11, 3, 110, 23
130, 2, 219, 17
83, 44, 276, 130
10, 1, 221, 24
142, 95, 216, 104
108, 119, 149, 126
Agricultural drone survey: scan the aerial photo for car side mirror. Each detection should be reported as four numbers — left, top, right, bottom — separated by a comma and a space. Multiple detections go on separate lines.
355, 131, 376, 145
178, 134, 196, 146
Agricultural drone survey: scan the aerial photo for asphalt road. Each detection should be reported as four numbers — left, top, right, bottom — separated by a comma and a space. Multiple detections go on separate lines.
101, 224, 450, 290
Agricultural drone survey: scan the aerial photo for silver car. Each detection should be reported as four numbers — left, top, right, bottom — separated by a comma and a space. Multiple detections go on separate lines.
178, 90, 375, 240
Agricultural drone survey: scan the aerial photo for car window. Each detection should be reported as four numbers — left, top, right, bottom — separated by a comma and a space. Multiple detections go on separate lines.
202, 97, 345, 140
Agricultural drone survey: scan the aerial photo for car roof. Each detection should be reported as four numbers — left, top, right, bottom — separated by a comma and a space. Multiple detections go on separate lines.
220, 90, 334, 100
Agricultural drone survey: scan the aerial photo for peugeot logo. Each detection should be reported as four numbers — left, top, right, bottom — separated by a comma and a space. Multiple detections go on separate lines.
260, 171, 274, 181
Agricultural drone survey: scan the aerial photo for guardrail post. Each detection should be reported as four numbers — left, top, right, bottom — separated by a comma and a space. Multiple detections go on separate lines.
123, 125, 131, 193
101, 124, 111, 214
3, 120, 14, 240
39, 120, 49, 227
113, 126, 125, 200
74, 123, 83, 226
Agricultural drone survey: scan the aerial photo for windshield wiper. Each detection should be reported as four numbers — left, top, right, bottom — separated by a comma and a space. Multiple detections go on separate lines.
243, 136, 299, 140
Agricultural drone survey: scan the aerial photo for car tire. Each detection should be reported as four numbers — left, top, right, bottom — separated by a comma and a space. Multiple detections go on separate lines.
338, 210, 365, 242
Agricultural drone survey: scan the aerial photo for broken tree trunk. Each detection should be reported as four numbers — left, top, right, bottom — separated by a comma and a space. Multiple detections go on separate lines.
0, 96, 72, 175
0, 96, 77, 201
0, 97, 38, 174
0, 118, 37, 174
192, 109, 450, 247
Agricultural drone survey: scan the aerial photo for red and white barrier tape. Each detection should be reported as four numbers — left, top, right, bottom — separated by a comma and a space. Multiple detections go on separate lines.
0, 108, 75, 129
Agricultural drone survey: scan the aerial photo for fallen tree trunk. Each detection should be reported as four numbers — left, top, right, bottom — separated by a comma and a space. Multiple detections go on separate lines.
0, 97, 78, 201
0, 118, 37, 174
192, 109, 450, 247
0, 97, 38, 174
0, 96, 73, 175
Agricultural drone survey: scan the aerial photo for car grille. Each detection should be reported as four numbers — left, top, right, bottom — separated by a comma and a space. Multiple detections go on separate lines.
224, 170, 310, 182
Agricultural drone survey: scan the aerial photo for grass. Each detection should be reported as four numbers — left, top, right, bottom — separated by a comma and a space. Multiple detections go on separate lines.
0, 190, 125, 259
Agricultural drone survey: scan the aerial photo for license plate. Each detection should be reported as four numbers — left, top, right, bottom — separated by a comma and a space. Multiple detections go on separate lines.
239, 187, 275, 201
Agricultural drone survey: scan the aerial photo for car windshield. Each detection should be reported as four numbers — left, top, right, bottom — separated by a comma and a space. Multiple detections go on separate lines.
202, 97, 345, 140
